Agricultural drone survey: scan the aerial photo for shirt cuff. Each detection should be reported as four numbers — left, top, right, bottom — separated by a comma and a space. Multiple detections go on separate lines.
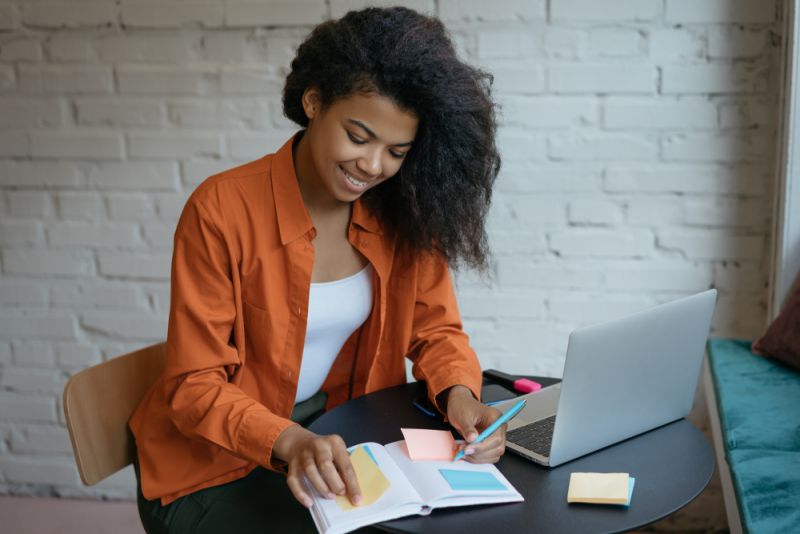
237, 410, 298, 473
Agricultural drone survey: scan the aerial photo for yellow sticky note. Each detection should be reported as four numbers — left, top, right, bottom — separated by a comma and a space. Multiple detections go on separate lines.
400, 428, 457, 461
567, 472, 630, 505
336, 446, 390, 511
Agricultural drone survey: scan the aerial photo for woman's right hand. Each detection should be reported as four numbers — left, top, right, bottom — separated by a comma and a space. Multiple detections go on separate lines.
274, 425, 362, 508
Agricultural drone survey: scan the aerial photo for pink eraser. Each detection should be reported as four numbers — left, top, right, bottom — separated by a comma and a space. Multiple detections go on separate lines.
513, 378, 541, 393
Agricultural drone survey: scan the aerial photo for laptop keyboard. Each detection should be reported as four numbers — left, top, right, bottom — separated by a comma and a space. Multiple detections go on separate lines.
507, 415, 556, 457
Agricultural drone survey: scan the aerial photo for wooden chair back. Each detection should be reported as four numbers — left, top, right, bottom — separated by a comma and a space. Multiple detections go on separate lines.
63, 342, 166, 486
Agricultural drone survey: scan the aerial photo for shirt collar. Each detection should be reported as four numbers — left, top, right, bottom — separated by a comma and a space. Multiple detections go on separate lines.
271, 132, 383, 246
271, 132, 314, 245
351, 196, 383, 236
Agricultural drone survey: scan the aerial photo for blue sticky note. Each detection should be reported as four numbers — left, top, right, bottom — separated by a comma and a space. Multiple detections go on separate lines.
439, 469, 506, 491
350, 445, 379, 466
363, 445, 379, 466
624, 477, 636, 506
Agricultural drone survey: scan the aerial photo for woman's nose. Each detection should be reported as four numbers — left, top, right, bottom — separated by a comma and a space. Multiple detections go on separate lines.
357, 150, 381, 177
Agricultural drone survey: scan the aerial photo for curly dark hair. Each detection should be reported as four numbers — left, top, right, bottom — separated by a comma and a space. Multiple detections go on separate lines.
283, 7, 500, 272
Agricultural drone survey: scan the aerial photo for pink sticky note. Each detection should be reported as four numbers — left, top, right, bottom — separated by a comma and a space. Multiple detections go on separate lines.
400, 428, 457, 461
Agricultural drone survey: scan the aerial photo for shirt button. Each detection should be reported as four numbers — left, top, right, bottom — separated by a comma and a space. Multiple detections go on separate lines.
296, 306, 302, 315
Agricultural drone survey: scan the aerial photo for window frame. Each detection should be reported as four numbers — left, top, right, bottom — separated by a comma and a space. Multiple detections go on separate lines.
770, 0, 800, 317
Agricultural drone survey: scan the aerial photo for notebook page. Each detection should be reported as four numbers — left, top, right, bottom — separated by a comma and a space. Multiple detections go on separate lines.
384, 440, 521, 505
306, 443, 424, 533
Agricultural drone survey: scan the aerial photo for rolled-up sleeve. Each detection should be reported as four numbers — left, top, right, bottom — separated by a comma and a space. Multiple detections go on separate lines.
163, 195, 296, 471
406, 253, 483, 413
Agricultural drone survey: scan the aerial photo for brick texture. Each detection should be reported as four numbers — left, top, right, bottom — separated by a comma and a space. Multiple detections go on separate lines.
0, 1, 779, 525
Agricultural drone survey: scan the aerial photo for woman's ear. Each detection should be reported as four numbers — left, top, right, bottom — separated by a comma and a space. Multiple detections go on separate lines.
301, 86, 321, 120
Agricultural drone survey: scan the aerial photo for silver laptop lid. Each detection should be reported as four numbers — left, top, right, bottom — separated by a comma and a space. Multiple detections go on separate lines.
545, 289, 717, 467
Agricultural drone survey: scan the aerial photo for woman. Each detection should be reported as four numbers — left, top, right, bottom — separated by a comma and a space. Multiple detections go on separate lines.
130, 6, 502, 532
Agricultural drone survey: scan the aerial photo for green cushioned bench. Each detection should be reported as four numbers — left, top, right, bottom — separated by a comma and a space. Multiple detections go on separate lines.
705, 339, 800, 534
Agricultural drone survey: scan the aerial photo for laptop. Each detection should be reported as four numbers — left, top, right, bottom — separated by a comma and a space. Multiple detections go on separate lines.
498, 289, 717, 467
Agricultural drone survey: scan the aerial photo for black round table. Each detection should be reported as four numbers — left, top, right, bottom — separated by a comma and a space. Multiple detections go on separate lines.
309, 379, 715, 534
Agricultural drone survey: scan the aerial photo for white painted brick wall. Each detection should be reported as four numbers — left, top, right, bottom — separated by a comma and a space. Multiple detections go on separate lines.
0, 37, 42, 62
551, 0, 661, 23
0, 98, 68, 128
604, 97, 718, 129
12, 340, 56, 367
0, 131, 29, 157
30, 131, 124, 160
77, 98, 166, 128
548, 63, 656, 93
649, 28, 705, 61
7, 192, 50, 219
665, 0, 776, 24
439, 0, 546, 22
117, 65, 219, 96
0, 3, 19, 31
20, 3, 118, 28
121, 3, 225, 29
84, 162, 181, 191
709, 27, 768, 58
99, 33, 201, 64
661, 63, 768, 94
224, 0, 327, 27
45, 33, 97, 62
0, 392, 57, 423
662, 132, 769, 161
55, 192, 103, 221
550, 228, 655, 257
588, 28, 643, 58
0, 285, 47, 311
3, 249, 95, 277
568, 198, 624, 225
331, 0, 435, 18
0, 2, 778, 526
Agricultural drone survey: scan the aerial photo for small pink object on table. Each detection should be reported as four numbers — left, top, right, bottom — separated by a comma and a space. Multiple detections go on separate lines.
513, 378, 542, 393
483, 369, 543, 395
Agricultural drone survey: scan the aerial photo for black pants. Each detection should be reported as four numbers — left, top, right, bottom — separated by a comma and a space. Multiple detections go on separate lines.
134, 391, 383, 533
135, 457, 318, 534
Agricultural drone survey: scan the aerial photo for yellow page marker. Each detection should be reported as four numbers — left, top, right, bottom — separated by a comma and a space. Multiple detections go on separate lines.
336, 446, 390, 511
567, 472, 630, 505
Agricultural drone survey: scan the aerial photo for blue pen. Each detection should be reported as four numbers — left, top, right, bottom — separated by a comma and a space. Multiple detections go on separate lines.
412, 399, 438, 417
453, 398, 527, 462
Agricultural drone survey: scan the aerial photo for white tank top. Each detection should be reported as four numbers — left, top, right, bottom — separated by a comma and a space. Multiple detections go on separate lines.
294, 264, 373, 403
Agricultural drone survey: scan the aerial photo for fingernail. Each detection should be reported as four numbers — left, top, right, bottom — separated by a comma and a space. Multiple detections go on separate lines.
354, 495, 362, 505
468, 432, 478, 442
465, 447, 475, 456
303, 498, 312, 508
325, 492, 335, 499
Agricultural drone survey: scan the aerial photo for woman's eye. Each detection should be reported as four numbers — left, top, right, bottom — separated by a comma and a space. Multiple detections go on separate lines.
347, 132, 366, 145
347, 130, 406, 158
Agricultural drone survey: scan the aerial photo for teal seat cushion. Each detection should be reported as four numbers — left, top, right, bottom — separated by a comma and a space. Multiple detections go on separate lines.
726, 449, 800, 531
707, 338, 800, 533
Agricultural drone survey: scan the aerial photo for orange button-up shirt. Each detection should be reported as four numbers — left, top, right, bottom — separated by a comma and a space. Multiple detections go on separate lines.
129, 133, 482, 505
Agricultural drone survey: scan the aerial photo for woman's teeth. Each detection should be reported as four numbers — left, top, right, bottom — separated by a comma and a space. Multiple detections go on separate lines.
343, 168, 367, 188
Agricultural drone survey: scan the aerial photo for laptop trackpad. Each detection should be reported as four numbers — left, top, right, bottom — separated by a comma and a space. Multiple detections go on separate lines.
502, 384, 561, 428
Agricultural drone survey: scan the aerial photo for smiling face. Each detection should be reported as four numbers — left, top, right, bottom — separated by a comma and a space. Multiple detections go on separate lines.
294, 88, 419, 208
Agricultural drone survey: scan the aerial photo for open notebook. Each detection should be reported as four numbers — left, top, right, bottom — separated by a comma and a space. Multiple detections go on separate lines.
306, 441, 523, 534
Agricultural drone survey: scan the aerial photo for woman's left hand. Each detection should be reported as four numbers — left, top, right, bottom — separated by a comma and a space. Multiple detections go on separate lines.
444, 385, 506, 463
